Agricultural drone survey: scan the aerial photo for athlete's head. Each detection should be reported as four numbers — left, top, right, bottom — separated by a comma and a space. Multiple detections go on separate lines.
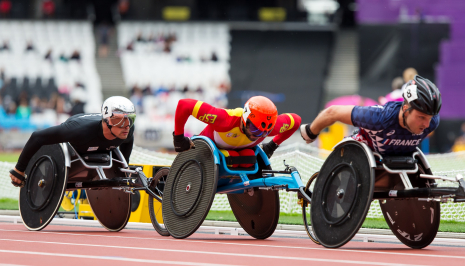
401, 75, 441, 134
241, 96, 278, 141
101, 96, 136, 139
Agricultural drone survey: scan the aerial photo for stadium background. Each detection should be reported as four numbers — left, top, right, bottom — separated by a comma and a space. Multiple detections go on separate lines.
1, 0, 465, 221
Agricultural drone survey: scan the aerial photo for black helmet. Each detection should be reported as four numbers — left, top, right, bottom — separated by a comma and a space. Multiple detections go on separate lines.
402, 75, 441, 116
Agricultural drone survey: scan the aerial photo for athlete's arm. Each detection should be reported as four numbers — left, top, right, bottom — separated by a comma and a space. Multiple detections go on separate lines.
15, 123, 80, 172
301, 105, 354, 144
174, 99, 235, 135
270, 113, 302, 145
309, 105, 354, 134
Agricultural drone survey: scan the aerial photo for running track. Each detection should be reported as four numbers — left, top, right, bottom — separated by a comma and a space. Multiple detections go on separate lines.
0, 222, 464, 266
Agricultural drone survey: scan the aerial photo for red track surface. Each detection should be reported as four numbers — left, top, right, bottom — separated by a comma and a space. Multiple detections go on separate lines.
0, 222, 464, 266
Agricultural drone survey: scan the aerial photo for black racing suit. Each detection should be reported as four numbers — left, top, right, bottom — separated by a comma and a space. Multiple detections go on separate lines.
15, 113, 135, 172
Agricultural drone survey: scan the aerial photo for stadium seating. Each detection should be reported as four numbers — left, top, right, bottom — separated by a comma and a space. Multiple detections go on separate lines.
0, 20, 102, 130
117, 22, 231, 147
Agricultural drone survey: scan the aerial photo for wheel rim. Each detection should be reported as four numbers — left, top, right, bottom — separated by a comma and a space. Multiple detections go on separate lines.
321, 163, 358, 225
26, 156, 57, 211
170, 160, 204, 217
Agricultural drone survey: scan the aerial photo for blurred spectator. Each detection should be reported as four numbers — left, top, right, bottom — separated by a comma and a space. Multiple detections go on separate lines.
379, 76, 404, 105
130, 84, 141, 95
97, 22, 111, 58
30, 95, 42, 114
44, 49, 53, 62
142, 84, 152, 96
59, 53, 68, 62
130, 86, 143, 113
136, 32, 145, 42
6, 101, 16, 115
42, 0, 55, 18
403, 67, 418, 83
25, 41, 35, 52
70, 50, 81, 62
0, 40, 9, 51
126, 41, 134, 51
16, 96, 31, 119
211, 52, 218, 62
118, 0, 130, 19
0, 0, 11, 18
69, 89, 86, 116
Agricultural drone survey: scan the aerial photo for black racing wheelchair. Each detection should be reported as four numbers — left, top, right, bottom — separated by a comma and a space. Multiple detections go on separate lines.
303, 138, 465, 249
18, 143, 169, 235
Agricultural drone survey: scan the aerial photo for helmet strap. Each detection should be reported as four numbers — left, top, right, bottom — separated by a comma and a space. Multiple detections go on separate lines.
104, 119, 120, 139
402, 106, 414, 133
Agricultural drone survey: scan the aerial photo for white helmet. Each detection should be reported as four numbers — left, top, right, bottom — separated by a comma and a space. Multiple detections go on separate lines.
101, 96, 136, 128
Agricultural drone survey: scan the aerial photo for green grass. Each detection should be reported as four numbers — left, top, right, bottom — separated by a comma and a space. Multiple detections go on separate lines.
0, 153, 20, 163
0, 198, 18, 210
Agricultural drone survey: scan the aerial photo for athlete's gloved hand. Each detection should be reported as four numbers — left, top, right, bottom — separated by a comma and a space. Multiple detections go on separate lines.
259, 140, 279, 158
9, 168, 26, 188
173, 132, 195, 152
300, 124, 319, 144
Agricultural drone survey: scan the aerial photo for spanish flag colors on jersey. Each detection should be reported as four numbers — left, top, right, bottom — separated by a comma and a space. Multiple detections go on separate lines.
175, 99, 301, 150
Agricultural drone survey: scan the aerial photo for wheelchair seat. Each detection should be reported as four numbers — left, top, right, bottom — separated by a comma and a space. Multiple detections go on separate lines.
379, 155, 417, 170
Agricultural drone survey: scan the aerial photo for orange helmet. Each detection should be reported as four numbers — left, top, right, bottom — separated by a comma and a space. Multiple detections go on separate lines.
242, 96, 278, 138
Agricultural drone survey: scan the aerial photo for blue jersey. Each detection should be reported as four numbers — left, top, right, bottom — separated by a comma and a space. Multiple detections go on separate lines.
351, 101, 439, 155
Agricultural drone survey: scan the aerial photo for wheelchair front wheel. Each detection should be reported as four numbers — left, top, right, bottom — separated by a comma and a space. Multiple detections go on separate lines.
302, 172, 320, 245
148, 167, 170, 236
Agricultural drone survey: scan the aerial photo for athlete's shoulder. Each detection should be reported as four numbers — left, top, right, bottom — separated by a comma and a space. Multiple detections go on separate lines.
352, 102, 400, 130
67, 113, 102, 121
63, 113, 101, 129
429, 114, 440, 131
224, 107, 243, 117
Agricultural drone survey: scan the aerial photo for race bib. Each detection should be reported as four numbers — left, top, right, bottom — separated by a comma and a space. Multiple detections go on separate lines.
404, 85, 418, 103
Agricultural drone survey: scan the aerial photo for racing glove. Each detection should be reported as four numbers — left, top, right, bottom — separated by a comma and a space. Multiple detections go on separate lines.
173, 132, 195, 152
9, 169, 26, 188
260, 140, 279, 158
300, 124, 319, 144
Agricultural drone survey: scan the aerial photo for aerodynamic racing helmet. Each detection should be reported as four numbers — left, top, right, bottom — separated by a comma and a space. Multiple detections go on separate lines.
402, 75, 442, 116
242, 96, 278, 138
101, 96, 136, 128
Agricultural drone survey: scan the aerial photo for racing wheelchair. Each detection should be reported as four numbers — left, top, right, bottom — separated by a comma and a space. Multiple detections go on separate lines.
160, 136, 312, 239
303, 138, 465, 249
18, 143, 169, 235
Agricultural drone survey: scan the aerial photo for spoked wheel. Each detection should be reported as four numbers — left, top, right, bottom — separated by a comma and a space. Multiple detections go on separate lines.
302, 172, 320, 245
148, 167, 170, 236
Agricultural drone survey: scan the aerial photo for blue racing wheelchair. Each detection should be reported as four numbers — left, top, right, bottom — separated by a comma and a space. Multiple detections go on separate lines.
161, 136, 312, 239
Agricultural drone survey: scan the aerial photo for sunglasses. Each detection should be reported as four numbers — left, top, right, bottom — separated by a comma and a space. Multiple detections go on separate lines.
246, 120, 272, 138
110, 112, 136, 128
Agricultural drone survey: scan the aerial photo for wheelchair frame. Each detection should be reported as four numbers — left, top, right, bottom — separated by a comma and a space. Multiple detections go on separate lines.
192, 136, 311, 203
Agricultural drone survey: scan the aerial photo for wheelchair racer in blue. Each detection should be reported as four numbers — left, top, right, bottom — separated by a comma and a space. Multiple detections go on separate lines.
300, 75, 441, 156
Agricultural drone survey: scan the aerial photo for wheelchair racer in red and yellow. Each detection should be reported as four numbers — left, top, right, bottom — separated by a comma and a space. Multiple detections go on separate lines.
173, 96, 301, 165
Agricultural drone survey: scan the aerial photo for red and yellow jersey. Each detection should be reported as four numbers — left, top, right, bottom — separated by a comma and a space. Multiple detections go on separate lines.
175, 99, 301, 149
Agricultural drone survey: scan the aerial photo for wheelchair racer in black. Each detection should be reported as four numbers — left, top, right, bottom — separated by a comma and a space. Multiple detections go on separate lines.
300, 75, 442, 155
9, 96, 136, 188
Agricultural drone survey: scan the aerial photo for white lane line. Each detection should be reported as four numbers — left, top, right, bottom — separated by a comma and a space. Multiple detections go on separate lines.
0, 238, 429, 266
0, 249, 238, 266
0, 228, 462, 260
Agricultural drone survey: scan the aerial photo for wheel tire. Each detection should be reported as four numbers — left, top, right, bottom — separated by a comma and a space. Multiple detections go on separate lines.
148, 167, 170, 236
302, 172, 320, 245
